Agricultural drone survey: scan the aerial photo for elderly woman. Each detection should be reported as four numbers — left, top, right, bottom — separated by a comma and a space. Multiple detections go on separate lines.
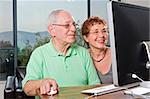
81, 16, 112, 84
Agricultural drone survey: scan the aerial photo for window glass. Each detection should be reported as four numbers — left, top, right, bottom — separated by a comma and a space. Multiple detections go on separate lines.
0, 0, 14, 80
0, 50, 14, 80
91, 0, 110, 21
0, 0, 13, 48
17, 0, 87, 66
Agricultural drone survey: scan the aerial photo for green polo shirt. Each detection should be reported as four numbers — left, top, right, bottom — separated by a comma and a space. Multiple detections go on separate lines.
22, 39, 100, 88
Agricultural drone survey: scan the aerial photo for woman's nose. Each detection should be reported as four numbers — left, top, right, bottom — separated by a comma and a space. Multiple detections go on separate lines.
97, 32, 104, 38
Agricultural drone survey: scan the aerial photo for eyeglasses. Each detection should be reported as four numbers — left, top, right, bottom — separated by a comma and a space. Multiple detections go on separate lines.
89, 28, 109, 36
52, 22, 76, 29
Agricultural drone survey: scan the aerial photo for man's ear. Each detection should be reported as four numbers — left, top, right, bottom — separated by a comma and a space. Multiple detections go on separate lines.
48, 25, 56, 37
83, 35, 89, 42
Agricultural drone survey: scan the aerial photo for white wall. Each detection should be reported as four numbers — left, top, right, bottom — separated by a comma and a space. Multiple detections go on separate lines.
121, 0, 150, 7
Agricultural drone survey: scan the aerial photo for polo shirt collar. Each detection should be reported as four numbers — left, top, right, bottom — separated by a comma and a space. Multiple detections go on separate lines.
49, 39, 77, 57
66, 44, 77, 57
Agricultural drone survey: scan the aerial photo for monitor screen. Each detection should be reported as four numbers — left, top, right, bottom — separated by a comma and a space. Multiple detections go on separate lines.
107, 1, 150, 86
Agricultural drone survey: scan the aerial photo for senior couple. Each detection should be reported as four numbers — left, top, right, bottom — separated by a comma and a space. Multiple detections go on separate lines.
22, 9, 112, 98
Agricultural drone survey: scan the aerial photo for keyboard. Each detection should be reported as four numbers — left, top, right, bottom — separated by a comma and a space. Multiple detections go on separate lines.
81, 84, 125, 95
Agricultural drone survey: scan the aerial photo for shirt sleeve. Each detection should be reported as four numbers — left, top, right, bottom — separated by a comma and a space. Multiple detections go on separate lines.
22, 48, 43, 88
85, 50, 101, 85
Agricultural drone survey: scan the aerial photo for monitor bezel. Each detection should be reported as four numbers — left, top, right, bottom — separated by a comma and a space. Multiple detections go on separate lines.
107, 1, 150, 86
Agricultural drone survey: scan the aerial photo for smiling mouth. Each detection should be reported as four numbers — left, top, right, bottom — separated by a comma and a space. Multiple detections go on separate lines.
97, 39, 105, 43
99, 42, 105, 44
68, 34, 75, 37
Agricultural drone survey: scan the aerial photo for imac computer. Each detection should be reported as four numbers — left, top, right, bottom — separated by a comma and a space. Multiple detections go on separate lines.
107, 1, 150, 86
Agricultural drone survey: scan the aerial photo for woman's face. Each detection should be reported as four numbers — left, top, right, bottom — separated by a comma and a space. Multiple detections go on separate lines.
84, 23, 108, 49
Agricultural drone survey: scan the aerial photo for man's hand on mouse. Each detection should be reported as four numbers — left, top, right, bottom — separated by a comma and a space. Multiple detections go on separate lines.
39, 78, 59, 95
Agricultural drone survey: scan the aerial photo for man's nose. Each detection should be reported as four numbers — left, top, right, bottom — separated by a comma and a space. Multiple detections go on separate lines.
70, 24, 76, 32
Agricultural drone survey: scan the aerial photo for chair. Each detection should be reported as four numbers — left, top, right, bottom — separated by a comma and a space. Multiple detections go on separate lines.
4, 67, 34, 99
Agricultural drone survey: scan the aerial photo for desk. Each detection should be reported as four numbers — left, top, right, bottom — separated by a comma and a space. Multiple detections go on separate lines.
40, 85, 133, 99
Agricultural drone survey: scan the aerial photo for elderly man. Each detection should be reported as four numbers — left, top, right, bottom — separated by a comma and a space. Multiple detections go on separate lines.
22, 9, 100, 98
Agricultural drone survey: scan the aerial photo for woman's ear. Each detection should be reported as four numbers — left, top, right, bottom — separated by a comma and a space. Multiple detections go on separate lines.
83, 35, 89, 43
48, 25, 56, 37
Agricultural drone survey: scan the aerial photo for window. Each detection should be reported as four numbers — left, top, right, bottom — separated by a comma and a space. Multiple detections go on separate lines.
91, 0, 110, 21
0, 0, 14, 80
17, 0, 87, 66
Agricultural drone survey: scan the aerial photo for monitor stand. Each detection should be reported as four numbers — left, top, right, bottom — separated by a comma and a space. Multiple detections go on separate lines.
142, 41, 150, 62
142, 41, 150, 80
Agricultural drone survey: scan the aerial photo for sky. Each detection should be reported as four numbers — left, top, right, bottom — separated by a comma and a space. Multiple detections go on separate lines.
17, 0, 88, 32
0, 0, 13, 33
0, 0, 109, 33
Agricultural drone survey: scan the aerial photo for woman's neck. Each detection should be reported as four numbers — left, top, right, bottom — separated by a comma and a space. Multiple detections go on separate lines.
89, 47, 107, 62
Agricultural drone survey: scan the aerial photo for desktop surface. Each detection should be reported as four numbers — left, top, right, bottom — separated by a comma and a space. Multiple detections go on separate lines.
39, 85, 134, 99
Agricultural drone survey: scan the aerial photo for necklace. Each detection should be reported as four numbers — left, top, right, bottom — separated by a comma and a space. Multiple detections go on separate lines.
90, 48, 107, 62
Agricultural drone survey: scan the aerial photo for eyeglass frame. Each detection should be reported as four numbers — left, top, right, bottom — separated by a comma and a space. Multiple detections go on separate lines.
88, 27, 109, 36
52, 22, 77, 30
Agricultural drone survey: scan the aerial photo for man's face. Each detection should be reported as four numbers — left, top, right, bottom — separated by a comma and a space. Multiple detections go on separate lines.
52, 12, 76, 45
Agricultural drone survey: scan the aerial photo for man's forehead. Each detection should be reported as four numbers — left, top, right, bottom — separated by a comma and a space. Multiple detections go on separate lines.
56, 15, 75, 23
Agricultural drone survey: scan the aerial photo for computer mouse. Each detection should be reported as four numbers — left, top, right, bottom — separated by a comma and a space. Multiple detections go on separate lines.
47, 87, 57, 95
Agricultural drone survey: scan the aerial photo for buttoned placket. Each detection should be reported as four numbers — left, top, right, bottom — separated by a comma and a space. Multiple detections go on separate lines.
63, 56, 69, 72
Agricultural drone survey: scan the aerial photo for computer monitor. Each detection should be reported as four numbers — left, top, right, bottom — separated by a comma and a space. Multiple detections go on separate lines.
107, 1, 150, 86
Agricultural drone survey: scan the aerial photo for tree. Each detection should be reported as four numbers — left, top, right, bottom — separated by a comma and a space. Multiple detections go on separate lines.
0, 40, 12, 48
18, 33, 50, 66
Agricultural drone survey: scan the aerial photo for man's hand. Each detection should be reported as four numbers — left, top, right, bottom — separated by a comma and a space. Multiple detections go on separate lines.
39, 78, 59, 95
23, 78, 59, 96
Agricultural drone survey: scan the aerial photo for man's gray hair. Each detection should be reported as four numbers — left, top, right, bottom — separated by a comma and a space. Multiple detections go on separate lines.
48, 9, 68, 25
